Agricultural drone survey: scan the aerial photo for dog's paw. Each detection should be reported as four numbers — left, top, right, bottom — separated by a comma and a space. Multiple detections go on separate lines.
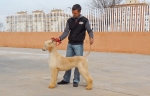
48, 85, 55, 89
85, 86, 92, 90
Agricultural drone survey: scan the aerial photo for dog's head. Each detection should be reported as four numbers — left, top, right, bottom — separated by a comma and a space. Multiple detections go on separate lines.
42, 40, 56, 52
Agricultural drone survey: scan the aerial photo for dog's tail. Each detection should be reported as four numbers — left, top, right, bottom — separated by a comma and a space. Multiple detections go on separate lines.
84, 40, 91, 57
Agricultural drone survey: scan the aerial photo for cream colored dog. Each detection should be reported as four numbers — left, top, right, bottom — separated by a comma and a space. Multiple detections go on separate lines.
42, 39, 93, 90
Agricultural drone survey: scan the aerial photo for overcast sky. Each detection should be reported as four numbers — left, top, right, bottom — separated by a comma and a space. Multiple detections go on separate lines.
0, 0, 149, 15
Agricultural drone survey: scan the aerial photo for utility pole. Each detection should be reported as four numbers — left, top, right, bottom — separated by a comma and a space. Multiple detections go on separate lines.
113, 0, 115, 6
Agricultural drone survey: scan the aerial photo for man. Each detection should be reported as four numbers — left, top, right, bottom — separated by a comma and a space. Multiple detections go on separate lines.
57, 4, 94, 87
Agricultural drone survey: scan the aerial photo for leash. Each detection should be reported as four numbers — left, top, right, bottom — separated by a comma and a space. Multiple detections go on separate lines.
51, 38, 62, 46
84, 40, 91, 57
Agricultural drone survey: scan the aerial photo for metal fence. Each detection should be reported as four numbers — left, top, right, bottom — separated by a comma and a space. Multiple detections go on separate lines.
0, 5, 150, 32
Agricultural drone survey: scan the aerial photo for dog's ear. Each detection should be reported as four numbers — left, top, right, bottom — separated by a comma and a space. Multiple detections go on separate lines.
52, 41, 57, 45
52, 40, 54, 43
48, 41, 52, 45
48, 46, 53, 52
51, 40, 57, 46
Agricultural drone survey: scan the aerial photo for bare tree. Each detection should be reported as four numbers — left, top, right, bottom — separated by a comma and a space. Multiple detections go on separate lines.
86, 0, 123, 9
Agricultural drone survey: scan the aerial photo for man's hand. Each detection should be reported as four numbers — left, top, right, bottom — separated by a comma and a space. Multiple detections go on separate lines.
56, 38, 61, 41
89, 38, 94, 45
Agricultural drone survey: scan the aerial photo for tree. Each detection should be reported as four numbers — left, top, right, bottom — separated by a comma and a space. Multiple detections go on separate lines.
87, 0, 123, 9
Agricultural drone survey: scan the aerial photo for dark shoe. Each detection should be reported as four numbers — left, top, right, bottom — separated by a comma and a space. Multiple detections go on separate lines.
57, 80, 69, 85
73, 82, 78, 87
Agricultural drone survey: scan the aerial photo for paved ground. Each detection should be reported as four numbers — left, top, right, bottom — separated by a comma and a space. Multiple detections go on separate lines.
0, 47, 150, 96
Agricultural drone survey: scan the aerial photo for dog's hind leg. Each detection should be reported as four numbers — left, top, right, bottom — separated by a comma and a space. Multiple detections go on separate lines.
48, 68, 59, 89
78, 64, 93, 90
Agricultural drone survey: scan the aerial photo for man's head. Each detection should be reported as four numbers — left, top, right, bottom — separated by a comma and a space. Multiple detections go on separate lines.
72, 4, 81, 18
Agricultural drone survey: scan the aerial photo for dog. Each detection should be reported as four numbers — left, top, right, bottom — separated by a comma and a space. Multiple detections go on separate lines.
42, 38, 93, 90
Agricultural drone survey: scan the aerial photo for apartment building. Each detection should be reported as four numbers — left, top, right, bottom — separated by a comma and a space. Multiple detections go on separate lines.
100, 0, 150, 32
6, 9, 70, 32
126, 0, 140, 4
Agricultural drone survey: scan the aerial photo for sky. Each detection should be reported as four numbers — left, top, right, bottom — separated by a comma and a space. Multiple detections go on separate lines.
0, 0, 87, 14
0, 0, 150, 15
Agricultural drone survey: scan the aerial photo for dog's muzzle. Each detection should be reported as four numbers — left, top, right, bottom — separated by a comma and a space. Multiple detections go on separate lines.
42, 49, 46, 51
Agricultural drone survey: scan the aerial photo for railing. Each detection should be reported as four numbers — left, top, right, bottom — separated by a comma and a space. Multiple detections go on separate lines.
0, 5, 150, 32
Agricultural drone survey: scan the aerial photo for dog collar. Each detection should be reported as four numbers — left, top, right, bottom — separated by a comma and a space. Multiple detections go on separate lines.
51, 38, 62, 46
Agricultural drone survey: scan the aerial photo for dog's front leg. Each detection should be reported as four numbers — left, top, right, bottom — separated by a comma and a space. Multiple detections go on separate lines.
48, 68, 59, 89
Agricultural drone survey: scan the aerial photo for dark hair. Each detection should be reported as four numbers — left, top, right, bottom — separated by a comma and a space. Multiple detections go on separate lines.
72, 4, 82, 12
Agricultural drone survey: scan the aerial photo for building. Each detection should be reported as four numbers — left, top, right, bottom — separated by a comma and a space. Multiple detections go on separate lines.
6, 11, 31, 32
126, 0, 147, 4
6, 9, 70, 32
49, 9, 70, 32
126, 0, 140, 4
0, 23, 3, 31
99, 0, 150, 32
